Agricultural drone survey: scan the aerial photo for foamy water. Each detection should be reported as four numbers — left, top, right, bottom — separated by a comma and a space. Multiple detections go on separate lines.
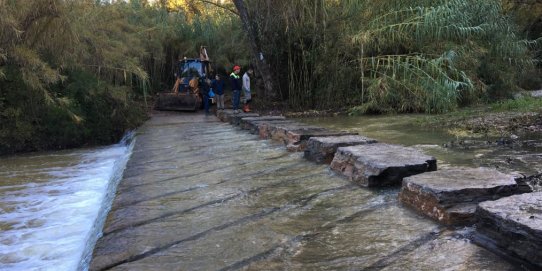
0, 134, 134, 271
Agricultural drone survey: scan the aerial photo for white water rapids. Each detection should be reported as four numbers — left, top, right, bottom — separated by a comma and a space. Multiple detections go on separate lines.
0, 133, 134, 271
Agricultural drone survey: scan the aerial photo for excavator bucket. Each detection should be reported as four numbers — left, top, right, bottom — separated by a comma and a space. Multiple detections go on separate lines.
155, 92, 201, 111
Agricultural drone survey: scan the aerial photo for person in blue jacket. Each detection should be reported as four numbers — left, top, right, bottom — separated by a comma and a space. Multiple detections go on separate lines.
212, 74, 225, 110
230, 65, 242, 114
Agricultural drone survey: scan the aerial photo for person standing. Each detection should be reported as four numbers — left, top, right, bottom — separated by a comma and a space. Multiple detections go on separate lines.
201, 78, 212, 115
230, 65, 242, 114
212, 74, 225, 110
242, 67, 253, 112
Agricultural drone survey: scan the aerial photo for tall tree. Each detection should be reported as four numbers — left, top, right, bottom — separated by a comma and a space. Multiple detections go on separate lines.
232, 0, 277, 100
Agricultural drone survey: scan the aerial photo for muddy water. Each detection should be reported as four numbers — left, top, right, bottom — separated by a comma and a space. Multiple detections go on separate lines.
88, 112, 520, 271
300, 115, 542, 176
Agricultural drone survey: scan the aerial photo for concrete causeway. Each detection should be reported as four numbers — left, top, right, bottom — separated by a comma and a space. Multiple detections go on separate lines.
89, 111, 531, 270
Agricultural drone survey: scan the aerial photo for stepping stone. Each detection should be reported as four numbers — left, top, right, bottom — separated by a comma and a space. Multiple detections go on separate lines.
215, 110, 258, 123
216, 109, 234, 122
304, 135, 378, 164
476, 192, 542, 268
239, 116, 286, 130
331, 143, 436, 187
399, 168, 520, 225
229, 112, 260, 125
248, 120, 297, 135
259, 122, 316, 140
285, 129, 358, 152
268, 123, 326, 145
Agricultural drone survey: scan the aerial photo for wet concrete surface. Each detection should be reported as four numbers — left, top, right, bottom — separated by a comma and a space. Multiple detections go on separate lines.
90, 112, 522, 271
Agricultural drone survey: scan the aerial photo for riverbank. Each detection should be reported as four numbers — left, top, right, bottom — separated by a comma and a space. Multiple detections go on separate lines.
0, 99, 149, 156
281, 96, 542, 140
4, 94, 540, 156
419, 98, 542, 139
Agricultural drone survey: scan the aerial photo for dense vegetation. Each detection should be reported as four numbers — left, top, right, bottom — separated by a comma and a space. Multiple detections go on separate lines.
0, 0, 540, 154
0, 0, 247, 154
243, 0, 540, 113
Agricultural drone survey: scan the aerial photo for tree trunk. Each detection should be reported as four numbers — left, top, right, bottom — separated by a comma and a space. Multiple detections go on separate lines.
232, 0, 277, 101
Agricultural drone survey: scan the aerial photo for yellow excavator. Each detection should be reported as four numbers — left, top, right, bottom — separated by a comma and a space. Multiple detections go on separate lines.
155, 47, 211, 111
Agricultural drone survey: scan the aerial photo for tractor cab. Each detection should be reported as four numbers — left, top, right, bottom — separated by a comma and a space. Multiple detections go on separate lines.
180, 59, 206, 77
177, 58, 208, 93
155, 58, 210, 111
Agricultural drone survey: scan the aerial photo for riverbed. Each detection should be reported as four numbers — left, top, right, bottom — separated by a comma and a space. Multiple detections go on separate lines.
1, 112, 540, 270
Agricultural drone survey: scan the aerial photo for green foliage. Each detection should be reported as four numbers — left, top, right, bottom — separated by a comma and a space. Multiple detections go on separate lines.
0, 2, 161, 153
352, 0, 536, 113
244, 0, 538, 113
0, 69, 146, 154
1, 0, 539, 154
0, 0, 249, 154
490, 96, 542, 112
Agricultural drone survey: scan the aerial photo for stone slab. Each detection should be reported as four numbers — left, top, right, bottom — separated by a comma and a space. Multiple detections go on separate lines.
476, 192, 542, 268
285, 129, 359, 152
330, 143, 436, 187
229, 112, 260, 125
267, 125, 324, 146
303, 135, 378, 164
247, 120, 298, 135
215, 110, 258, 123
399, 168, 519, 225
258, 122, 317, 140
216, 109, 233, 122
239, 116, 286, 130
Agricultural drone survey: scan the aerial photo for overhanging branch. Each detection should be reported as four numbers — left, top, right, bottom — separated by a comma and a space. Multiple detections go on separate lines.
197, 0, 239, 16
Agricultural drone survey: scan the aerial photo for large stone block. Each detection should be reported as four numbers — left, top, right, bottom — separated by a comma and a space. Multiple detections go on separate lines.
216, 109, 234, 122
259, 122, 315, 140
399, 168, 519, 225
331, 143, 436, 187
247, 120, 297, 135
304, 135, 378, 164
216, 110, 259, 124
239, 116, 286, 130
285, 129, 358, 152
476, 192, 542, 268
229, 112, 260, 126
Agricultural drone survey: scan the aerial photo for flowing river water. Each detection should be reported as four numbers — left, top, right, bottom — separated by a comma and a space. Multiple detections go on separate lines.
1, 112, 539, 270
0, 135, 134, 270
